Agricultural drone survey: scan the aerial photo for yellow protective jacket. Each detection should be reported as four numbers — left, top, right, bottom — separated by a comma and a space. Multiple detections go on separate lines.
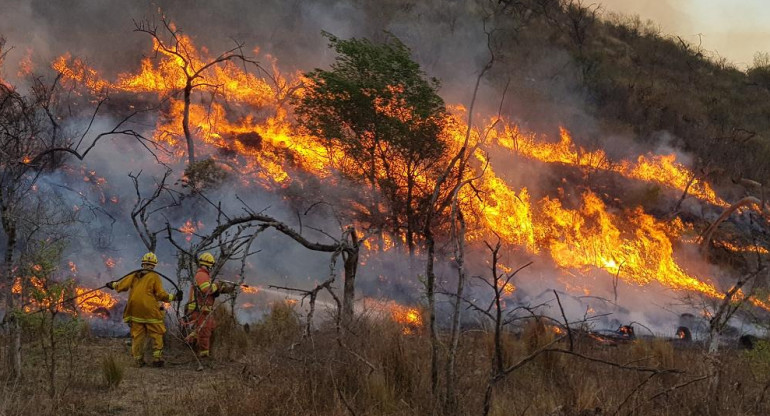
112, 271, 174, 324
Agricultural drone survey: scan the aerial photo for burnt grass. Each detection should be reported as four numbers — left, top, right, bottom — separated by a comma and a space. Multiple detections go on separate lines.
1, 304, 769, 416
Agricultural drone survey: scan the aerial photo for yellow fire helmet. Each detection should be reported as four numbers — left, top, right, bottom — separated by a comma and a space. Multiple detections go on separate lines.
141, 252, 158, 266
198, 252, 215, 267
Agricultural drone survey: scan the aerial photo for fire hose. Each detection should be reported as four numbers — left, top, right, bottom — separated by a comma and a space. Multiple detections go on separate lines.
15, 269, 182, 315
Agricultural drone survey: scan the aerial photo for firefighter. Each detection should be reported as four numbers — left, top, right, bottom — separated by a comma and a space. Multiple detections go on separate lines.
107, 252, 182, 367
184, 252, 235, 358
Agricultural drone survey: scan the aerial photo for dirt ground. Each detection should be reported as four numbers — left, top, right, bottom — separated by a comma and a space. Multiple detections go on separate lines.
3, 336, 248, 416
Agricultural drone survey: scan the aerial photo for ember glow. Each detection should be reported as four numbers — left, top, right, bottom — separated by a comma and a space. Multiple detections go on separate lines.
240, 285, 260, 294
716, 240, 770, 255
51, 30, 758, 311
363, 298, 423, 334
103, 257, 116, 270
180, 219, 204, 242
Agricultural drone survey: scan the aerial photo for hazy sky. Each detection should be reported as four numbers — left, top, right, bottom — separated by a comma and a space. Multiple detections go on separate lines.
600, 0, 770, 67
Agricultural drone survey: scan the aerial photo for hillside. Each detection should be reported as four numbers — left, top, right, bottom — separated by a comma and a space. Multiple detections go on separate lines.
3, 1, 770, 416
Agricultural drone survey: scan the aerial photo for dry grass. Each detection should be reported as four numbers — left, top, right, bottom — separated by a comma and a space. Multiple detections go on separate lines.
2, 305, 769, 416
101, 354, 124, 389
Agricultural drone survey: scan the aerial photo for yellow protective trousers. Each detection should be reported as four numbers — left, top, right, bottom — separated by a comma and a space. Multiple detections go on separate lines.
130, 322, 166, 361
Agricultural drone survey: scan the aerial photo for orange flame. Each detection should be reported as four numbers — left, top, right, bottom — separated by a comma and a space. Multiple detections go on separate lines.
50, 30, 759, 307
240, 285, 260, 294
717, 240, 770, 255
496, 127, 728, 207
11, 277, 117, 316
104, 257, 116, 269
363, 298, 423, 334
74, 287, 118, 314
180, 219, 204, 242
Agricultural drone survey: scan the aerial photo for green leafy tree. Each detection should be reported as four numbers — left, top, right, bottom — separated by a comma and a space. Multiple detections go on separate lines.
295, 32, 447, 254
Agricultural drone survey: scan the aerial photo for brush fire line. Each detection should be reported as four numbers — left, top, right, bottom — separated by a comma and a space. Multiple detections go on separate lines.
49, 33, 770, 313
11, 277, 117, 317
4, 19, 766, 369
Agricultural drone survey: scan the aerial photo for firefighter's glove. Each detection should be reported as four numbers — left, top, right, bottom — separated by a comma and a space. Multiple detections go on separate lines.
219, 282, 236, 294
106, 281, 116, 290
175, 290, 184, 301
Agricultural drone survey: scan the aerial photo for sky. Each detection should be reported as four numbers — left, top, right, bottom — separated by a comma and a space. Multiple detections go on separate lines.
600, 0, 770, 67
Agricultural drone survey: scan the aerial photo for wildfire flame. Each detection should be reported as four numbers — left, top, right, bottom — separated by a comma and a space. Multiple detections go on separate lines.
240, 285, 260, 294
104, 257, 116, 269
496, 126, 728, 207
51, 30, 763, 308
363, 298, 423, 334
74, 287, 119, 314
180, 219, 204, 242
716, 240, 769, 255
11, 277, 117, 316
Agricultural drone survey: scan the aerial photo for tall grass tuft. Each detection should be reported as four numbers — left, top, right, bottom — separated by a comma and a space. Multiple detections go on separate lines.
101, 355, 124, 389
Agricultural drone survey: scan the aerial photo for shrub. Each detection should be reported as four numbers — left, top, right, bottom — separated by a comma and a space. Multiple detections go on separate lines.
211, 305, 249, 360
101, 355, 124, 389
745, 340, 770, 382
181, 158, 229, 192
250, 301, 302, 346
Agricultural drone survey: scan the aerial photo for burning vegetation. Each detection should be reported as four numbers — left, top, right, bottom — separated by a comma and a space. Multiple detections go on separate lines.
46, 28, 764, 308
3, 2, 770, 415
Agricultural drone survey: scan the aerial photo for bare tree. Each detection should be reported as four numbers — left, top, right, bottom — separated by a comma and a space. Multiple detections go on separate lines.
129, 169, 178, 253
165, 201, 360, 323
702, 265, 766, 414
422, 24, 496, 401
133, 15, 257, 167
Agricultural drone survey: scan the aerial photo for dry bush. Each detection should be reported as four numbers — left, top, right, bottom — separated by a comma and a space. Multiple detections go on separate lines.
248, 300, 302, 347
630, 337, 676, 368
210, 305, 250, 360
100, 354, 124, 389
5, 312, 770, 416
521, 317, 565, 377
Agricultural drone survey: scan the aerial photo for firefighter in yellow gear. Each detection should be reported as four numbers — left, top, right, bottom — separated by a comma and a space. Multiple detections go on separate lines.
107, 252, 183, 367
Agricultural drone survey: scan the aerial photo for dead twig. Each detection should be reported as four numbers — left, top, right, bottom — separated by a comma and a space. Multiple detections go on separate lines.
553, 290, 573, 351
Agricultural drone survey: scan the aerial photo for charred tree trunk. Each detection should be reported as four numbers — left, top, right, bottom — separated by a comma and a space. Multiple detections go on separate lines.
2, 206, 21, 380
705, 267, 764, 414
341, 229, 359, 323
491, 244, 504, 375
406, 169, 415, 256
424, 223, 440, 398
445, 208, 467, 414
701, 196, 769, 255
482, 240, 504, 416
183, 81, 195, 166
